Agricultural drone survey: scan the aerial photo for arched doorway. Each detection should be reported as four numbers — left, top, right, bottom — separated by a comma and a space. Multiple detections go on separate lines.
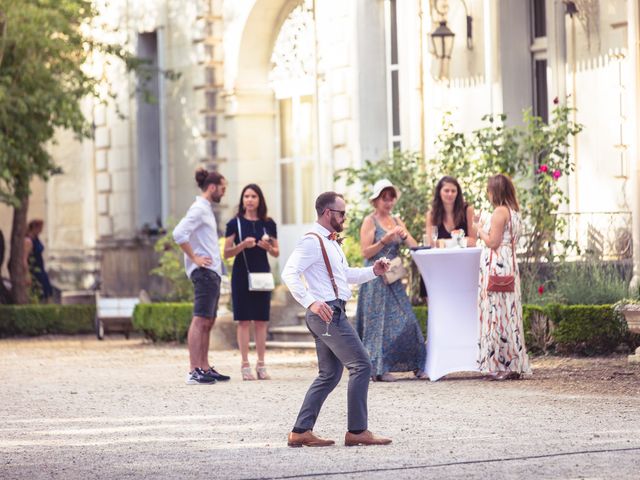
232, 0, 322, 265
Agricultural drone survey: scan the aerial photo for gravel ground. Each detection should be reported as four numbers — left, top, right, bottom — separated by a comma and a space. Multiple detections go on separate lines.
1, 335, 639, 480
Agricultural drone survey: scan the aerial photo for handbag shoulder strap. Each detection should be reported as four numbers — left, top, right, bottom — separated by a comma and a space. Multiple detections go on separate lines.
305, 232, 339, 299
508, 211, 516, 270
237, 217, 252, 274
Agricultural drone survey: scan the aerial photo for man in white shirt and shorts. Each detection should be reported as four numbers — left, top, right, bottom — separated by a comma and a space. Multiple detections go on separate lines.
173, 168, 230, 385
282, 191, 393, 447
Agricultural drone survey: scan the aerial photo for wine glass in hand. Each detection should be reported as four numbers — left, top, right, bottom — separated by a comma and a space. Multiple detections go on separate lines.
322, 320, 331, 337
322, 307, 336, 337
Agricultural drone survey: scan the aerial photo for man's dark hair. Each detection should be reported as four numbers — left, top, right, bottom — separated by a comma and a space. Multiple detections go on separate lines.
195, 168, 225, 191
315, 191, 344, 217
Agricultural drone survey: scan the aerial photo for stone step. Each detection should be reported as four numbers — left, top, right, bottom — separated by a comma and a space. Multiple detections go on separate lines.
269, 325, 313, 343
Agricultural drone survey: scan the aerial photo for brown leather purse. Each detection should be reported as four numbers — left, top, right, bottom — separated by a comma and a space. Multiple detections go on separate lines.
487, 213, 516, 293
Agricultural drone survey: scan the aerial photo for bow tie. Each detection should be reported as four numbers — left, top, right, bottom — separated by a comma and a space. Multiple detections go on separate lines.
327, 232, 344, 245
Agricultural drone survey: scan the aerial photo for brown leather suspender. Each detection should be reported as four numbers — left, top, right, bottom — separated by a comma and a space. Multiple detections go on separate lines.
306, 232, 339, 299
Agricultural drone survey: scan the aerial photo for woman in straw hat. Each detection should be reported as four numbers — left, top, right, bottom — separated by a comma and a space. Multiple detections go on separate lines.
354, 179, 427, 382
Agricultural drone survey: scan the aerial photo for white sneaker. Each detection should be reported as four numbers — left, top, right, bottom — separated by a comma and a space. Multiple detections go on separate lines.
185, 368, 216, 385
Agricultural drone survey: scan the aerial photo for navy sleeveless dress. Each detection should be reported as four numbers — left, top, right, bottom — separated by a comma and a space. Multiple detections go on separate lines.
225, 217, 277, 321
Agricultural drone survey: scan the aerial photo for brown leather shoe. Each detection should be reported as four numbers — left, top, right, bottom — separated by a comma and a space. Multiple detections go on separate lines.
344, 430, 392, 446
287, 430, 335, 448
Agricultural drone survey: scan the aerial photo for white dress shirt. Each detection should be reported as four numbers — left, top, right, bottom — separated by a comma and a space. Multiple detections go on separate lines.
282, 223, 377, 309
172, 196, 223, 278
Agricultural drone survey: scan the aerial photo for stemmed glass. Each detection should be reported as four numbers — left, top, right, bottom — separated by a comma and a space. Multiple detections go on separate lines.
431, 226, 439, 247
322, 306, 337, 337
322, 319, 332, 337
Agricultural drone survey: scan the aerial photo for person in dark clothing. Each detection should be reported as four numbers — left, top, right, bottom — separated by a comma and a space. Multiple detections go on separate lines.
419, 176, 478, 297
224, 184, 279, 380
24, 219, 53, 301
425, 176, 477, 247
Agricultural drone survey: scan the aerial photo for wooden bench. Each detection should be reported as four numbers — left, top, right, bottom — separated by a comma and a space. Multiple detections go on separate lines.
95, 294, 140, 340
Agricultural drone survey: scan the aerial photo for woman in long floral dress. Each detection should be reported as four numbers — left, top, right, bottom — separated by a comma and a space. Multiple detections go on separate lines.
355, 179, 427, 382
474, 174, 531, 380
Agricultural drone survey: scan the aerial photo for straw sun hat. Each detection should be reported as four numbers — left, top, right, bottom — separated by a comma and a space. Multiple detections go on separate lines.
369, 179, 401, 201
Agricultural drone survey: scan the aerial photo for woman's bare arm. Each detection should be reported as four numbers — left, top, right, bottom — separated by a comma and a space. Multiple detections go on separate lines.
466, 205, 477, 247
478, 206, 509, 249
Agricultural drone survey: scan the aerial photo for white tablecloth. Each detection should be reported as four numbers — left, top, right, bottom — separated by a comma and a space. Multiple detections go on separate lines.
411, 247, 482, 381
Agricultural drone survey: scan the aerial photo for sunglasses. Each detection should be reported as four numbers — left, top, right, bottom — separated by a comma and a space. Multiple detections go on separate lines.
327, 208, 346, 218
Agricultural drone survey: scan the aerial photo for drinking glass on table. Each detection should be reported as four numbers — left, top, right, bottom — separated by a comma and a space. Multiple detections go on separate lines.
431, 226, 439, 247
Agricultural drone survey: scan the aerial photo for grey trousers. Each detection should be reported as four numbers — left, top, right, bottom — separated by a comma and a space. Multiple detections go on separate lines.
293, 299, 372, 432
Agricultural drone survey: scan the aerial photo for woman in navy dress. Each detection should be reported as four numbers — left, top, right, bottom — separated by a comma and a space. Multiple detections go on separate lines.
24, 219, 53, 301
224, 184, 278, 380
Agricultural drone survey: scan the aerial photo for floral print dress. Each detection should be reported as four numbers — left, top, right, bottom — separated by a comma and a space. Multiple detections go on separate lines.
355, 217, 426, 376
478, 209, 532, 375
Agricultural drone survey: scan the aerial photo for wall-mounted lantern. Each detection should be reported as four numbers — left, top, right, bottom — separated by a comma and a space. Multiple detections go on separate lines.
428, 0, 472, 79
429, 20, 455, 61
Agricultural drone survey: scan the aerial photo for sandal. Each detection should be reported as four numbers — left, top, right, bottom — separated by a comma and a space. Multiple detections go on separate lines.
241, 363, 256, 381
414, 370, 429, 380
377, 373, 398, 382
493, 371, 521, 381
256, 362, 271, 380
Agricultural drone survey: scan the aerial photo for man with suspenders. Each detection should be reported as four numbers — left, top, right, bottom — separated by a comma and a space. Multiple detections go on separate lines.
281, 191, 393, 447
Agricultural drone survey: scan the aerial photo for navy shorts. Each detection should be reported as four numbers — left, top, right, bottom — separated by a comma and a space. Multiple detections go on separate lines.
190, 268, 221, 319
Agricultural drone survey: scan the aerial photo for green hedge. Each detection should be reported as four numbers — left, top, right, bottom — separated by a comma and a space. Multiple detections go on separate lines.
545, 304, 630, 355
413, 306, 428, 338
413, 304, 635, 356
0, 305, 95, 337
4, 302, 632, 356
132, 302, 636, 355
132, 303, 192, 342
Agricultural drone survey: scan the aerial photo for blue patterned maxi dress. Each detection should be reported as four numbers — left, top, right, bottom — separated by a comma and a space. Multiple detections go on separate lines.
355, 217, 427, 376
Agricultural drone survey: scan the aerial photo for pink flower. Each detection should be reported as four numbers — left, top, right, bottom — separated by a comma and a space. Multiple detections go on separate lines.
538, 164, 548, 173
538, 285, 545, 296
553, 169, 562, 180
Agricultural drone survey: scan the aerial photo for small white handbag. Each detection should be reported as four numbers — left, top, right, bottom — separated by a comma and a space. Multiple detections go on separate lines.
237, 218, 275, 292
247, 272, 276, 292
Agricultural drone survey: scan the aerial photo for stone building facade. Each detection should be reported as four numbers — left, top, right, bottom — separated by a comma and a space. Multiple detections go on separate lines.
1, 0, 639, 295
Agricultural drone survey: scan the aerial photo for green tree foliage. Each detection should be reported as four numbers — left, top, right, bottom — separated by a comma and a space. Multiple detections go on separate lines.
336, 103, 582, 301
150, 221, 194, 303
0, 0, 143, 303
338, 151, 432, 242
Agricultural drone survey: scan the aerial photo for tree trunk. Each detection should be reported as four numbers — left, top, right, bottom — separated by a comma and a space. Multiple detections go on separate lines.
8, 194, 29, 304
0, 229, 11, 303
